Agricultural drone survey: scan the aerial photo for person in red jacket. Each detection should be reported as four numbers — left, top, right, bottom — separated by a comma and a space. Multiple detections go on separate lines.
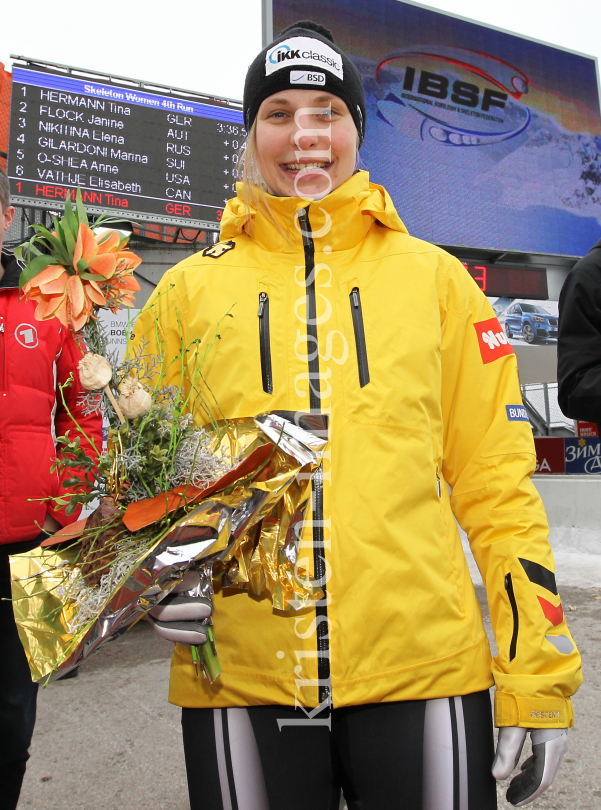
0, 167, 103, 809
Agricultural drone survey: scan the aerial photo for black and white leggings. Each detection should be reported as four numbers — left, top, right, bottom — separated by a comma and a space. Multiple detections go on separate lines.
182, 690, 497, 810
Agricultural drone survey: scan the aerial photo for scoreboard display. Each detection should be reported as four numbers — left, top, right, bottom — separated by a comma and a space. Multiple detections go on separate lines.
7, 63, 246, 230
461, 262, 548, 299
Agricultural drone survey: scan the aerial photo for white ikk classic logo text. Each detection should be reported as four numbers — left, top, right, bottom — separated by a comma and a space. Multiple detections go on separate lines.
15, 323, 39, 348
266, 37, 343, 80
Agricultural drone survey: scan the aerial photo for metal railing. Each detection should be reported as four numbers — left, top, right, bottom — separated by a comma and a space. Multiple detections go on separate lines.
521, 383, 575, 436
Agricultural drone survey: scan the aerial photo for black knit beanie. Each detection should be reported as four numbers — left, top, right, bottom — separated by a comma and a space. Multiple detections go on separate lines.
243, 21, 366, 144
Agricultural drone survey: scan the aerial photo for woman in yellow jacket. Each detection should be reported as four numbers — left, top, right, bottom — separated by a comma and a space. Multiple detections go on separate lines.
134, 21, 582, 810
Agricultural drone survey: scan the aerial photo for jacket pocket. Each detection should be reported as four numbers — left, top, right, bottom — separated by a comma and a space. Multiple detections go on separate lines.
504, 570, 519, 662
258, 292, 273, 394
349, 287, 370, 387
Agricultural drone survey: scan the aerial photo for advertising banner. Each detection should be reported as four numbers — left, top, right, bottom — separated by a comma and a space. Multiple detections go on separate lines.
97, 308, 138, 365
272, 0, 601, 255
488, 297, 558, 347
564, 437, 601, 474
97, 308, 139, 452
534, 437, 601, 474
576, 421, 599, 437
534, 438, 566, 474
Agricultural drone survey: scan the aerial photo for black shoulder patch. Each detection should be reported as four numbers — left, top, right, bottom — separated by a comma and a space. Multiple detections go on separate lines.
202, 240, 236, 258
518, 558, 558, 595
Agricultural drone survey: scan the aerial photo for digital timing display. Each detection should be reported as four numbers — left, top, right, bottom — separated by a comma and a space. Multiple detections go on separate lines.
461, 262, 548, 299
7, 65, 246, 230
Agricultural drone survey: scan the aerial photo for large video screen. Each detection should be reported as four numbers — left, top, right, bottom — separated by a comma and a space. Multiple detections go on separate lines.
272, 0, 601, 256
7, 64, 245, 230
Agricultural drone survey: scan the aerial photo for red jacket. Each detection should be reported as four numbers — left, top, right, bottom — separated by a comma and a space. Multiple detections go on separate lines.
0, 250, 103, 544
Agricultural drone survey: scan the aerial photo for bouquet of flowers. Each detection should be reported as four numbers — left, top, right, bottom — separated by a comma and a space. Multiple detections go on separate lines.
10, 193, 325, 684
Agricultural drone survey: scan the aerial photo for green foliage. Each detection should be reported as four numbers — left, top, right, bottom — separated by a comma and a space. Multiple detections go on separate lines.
16, 254, 55, 288
15, 188, 133, 290
47, 398, 204, 515
48, 431, 105, 513
103, 403, 192, 502
42, 295, 234, 518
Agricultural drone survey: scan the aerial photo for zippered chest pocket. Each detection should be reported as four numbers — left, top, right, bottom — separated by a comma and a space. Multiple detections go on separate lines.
258, 292, 273, 395
349, 287, 370, 387
340, 271, 441, 433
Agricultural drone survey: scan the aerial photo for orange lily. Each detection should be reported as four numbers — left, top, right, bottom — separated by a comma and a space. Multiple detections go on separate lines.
23, 224, 141, 331
73, 224, 120, 279
22, 264, 99, 331
99, 247, 142, 312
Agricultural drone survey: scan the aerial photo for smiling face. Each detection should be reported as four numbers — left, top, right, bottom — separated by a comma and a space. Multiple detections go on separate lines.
254, 89, 358, 200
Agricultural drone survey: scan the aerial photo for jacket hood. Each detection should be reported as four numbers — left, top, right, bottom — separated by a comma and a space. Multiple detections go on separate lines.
220, 170, 409, 253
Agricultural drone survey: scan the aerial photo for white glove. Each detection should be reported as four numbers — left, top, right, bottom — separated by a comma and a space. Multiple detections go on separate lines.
492, 726, 568, 806
149, 569, 213, 646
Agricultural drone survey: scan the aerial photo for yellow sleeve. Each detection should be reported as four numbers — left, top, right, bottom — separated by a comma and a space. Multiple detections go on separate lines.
129, 267, 193, 394
439, 257, 582, 728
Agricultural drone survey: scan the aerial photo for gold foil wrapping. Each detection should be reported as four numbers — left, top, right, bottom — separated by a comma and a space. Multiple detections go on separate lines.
11, 412, 327, 681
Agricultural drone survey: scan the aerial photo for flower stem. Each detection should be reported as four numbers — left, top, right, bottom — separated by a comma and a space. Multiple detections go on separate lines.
197, 625, 223, 684
103, 385, 125, 424
200, 634, 222, 684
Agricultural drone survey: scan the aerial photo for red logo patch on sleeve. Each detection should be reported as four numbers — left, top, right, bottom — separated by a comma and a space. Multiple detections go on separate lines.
474, 317, 514, 364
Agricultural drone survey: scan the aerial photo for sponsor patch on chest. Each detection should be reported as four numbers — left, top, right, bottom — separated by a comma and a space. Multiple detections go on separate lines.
474, 317, 513, 363
14, 323, 39, 348
506, 404, 529, 422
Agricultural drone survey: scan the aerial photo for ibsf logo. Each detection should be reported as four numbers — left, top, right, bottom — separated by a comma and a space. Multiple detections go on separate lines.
375, 45, 531, 147
15, 323, 39, 348
474, 317, 514, 364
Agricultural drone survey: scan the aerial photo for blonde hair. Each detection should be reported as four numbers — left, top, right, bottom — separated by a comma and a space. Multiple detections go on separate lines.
237, 121, 287, 240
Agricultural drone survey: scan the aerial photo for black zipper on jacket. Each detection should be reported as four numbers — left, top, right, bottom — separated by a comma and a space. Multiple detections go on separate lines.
349, 287, 370, 387
505, 573, 519, 662
297, 207, 330, 708
258, 292, 273, 394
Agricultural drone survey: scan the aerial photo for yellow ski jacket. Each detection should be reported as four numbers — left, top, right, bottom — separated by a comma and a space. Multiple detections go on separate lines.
132, 171, 581, 727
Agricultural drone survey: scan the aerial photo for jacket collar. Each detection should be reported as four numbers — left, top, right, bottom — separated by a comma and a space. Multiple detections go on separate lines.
0, 249, 22, 289
220, 170, 409, 254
